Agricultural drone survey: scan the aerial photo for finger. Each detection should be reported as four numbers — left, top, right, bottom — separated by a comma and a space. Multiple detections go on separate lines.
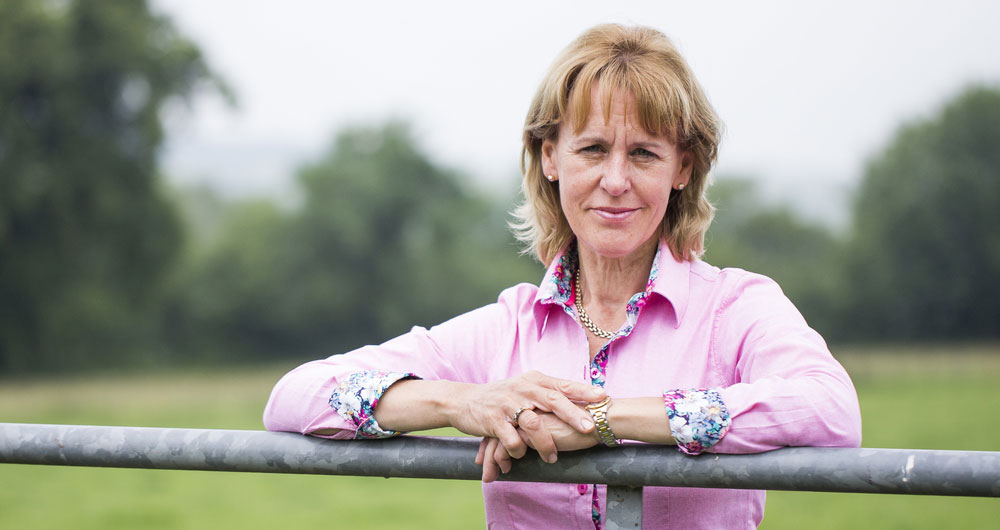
481, 438, 501, 483
524, 372, 606, 403
493, 440, 512, 475
515, 409, 558, 464
475, 437, 489, 465
542, 389, 600, 434
550, 374, 607, 402
495, 421, 527, 459
518, 382, 598, 435
516, 426, 532, 448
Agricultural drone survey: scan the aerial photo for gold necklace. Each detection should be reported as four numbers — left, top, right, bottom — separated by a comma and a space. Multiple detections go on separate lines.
574, 268, 617, 339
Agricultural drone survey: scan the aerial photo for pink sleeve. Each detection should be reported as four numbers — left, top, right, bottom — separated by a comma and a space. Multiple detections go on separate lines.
261, 284, 532, 439
712, 273, 862, 453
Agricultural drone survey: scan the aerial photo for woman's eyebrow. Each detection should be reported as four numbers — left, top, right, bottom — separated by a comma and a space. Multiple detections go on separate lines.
573, 135, 609, 145
631, 140, 669, 150
572, 136, 667, 150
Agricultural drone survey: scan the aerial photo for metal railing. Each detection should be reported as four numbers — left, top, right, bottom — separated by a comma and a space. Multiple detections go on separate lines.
2, 423, 999, 529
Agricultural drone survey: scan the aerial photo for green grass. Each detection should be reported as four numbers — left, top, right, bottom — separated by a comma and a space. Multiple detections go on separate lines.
2, 346, 999, 529
0, 363, 485, 530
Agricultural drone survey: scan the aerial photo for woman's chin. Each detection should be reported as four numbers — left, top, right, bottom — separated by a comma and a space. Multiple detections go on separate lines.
577, 232, 657, 261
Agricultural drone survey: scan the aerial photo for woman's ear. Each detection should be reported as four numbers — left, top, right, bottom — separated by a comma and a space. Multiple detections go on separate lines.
541, 138, 558, 179
674, 151, 694, 189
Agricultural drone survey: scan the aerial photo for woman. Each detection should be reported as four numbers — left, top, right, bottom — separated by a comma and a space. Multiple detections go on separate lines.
264, 24, 861, 529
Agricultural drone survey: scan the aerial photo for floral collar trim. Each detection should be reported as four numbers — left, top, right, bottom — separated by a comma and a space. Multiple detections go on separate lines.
536, 240, 662, 334
537, 241, 578, 309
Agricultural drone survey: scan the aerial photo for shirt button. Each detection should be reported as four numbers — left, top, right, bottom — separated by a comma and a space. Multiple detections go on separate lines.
577, 484, 589, 495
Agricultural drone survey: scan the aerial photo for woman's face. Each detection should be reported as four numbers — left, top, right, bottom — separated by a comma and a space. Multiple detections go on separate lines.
542, 85, 692, 261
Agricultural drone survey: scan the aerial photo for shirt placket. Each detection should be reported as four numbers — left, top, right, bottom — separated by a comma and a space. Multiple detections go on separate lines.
588, 344, 610, 530
583, 283, 653, 529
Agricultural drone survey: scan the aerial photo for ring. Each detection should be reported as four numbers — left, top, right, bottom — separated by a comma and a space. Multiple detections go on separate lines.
510, 406, 532, 428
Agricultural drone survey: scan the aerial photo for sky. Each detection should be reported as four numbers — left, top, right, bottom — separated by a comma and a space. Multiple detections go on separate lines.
154, 0, 1000, 227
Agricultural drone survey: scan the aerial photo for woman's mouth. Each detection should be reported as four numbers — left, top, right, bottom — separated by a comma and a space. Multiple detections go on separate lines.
592, 207, 638, 221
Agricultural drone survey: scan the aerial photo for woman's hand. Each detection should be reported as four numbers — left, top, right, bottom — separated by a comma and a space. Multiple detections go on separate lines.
475, 437, 512, 482
453, 371, 604, 473
521, 410, 601, 452
475, 411, 600, 482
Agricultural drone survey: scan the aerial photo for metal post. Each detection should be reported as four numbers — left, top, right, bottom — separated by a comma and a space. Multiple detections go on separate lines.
606, 485, 643, 529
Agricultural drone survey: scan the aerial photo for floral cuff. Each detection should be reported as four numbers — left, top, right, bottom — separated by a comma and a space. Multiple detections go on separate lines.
663, 388, 732, 455
329, 370, 420, 439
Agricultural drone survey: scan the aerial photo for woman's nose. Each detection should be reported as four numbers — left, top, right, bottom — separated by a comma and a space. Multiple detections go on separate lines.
600, 151, 631, 196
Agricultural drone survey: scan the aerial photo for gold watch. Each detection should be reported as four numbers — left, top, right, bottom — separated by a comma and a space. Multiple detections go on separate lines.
585, 396, 621, 447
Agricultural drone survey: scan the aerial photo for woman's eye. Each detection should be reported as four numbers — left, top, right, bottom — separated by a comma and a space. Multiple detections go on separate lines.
632, 148, 656, 158
581, 144, 605, 153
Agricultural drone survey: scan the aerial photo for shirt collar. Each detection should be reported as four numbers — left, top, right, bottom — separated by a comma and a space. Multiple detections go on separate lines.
650, 241, 690, 329
532, 238, 690, 337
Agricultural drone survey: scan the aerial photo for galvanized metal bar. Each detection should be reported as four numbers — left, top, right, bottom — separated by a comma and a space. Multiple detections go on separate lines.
2, 423, 999, 497
606, 485, 643, 529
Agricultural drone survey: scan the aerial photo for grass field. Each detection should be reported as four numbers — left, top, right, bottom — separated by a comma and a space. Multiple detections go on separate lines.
1, 344, 999, 529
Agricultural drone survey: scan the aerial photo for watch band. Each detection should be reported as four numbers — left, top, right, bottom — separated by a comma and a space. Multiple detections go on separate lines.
585, 396, 621, 447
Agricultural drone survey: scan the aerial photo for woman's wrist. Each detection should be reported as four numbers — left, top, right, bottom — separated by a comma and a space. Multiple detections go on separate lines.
585, 396, 621, 447
374, 379, 465, 432
604, 397, 675, 445
438, 380, 477, 429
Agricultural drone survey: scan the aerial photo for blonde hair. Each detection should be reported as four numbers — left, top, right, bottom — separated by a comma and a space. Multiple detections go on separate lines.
511, 24, 721, 265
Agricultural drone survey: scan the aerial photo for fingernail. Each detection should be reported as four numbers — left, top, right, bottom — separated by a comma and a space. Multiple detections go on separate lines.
546, 453, 557, 464
590, 387, 604, 396
581, 419, 594, 431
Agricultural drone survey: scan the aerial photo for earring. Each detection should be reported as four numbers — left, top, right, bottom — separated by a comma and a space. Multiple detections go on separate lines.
676, 184, 685, 190
546, 175, 557, 182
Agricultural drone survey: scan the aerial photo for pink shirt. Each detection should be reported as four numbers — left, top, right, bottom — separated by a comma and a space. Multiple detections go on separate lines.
264, 240, 862, 529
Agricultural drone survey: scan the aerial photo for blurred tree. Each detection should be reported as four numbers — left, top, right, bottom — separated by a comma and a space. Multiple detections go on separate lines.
705, 178, 844, 337
163, 193, 293, 361
169, 122, 540, 362
0, 0, 223, 372
842, 86, 1000, 340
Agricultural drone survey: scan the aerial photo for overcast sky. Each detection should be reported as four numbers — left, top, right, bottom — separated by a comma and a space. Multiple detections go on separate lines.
155, 0, 1000, 226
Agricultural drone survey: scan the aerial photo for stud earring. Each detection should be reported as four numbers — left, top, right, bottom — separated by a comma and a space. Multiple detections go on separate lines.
546, 175, 557, 182
676, 184, 685, 190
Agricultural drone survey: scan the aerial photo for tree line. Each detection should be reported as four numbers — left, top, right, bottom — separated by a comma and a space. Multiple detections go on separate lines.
2, 0, 998, 373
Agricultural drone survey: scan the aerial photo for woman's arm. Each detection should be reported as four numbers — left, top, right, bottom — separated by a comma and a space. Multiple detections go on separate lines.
606, 397, 675, 444
263, 289, 525, 438
373, 374, 604, 464
265, 350, 603, 451
711, 272, 862, 453
263, 285, 605, 463
522, 393, 728, 451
